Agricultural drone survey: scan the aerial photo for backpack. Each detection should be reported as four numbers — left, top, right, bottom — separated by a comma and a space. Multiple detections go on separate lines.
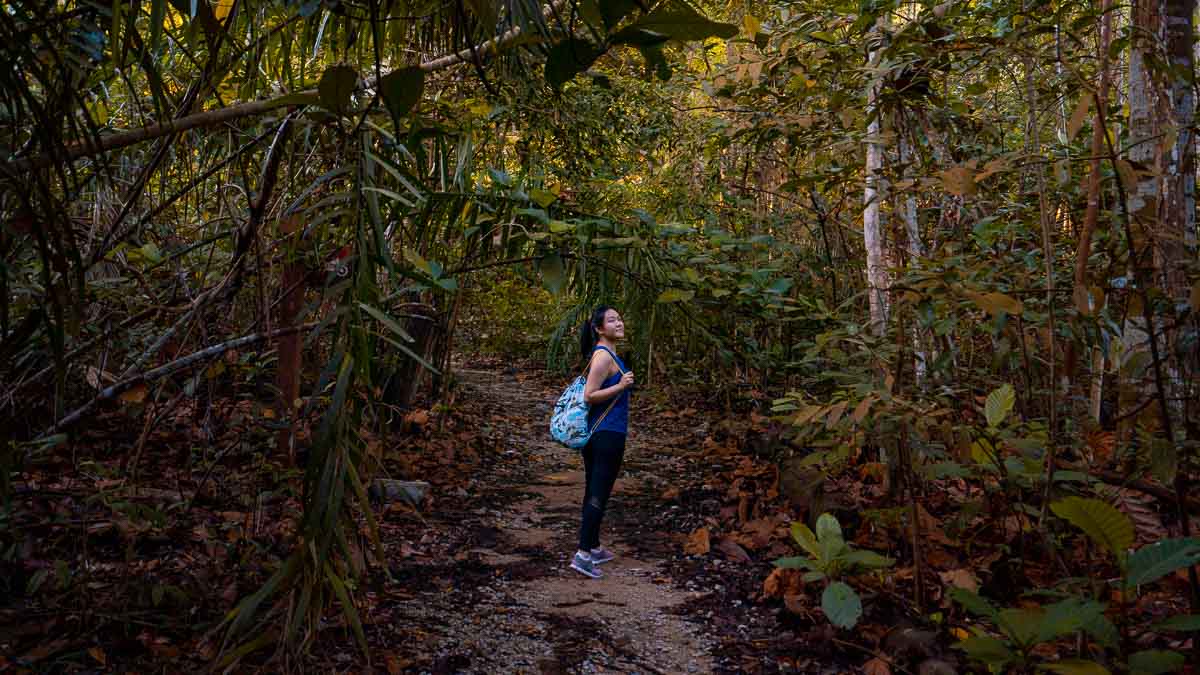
549, 348, 625, 449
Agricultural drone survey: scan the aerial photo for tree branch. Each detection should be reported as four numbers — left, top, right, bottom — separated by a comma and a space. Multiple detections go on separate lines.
43, 322, 319, 437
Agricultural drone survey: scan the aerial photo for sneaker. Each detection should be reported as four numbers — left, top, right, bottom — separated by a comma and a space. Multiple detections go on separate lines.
589, 547, 615, 564
570, 551, 602, 579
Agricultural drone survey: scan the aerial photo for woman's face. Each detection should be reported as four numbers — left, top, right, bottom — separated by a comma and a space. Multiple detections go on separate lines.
596, 310, 625, 341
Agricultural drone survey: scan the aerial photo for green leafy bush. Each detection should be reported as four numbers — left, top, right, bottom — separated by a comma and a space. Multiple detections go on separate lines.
774, 513, 893, 629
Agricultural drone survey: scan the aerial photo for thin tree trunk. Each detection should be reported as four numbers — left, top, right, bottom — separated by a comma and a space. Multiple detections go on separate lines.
1077, 0, 1114, 422
864, 15, 890, 335
275, 216, 305, 462
897, 119, 927, 385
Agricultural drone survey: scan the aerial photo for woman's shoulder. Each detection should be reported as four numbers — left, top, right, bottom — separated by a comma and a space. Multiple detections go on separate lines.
589, 346, 616, 369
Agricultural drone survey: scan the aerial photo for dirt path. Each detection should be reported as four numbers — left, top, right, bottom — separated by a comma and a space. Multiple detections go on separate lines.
370, 369, 717, 673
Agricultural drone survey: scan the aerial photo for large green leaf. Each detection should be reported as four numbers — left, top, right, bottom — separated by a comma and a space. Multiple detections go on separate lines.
1081, 610, 1120, 649
820, 581, 862, 629
815, 513, 847, 562
956, 633, 1016, 668
1128, 650, 1185, 675
773, 556, 817, 570
380, 66, 425, 122
1154, 614, 1200, 631
1035, 597, 1104, 644
599, 0, 638, 28
1041, 660, 1111, 675
998, 607, 1044, 647
984, 383, 1015, 427
1124, 538, 1200, 589
539, 253, 566, 294
840, 549, 894, 570
790, 521, 821, 558
319, 64, 358, 112
545, 38, 605, 89
657, 288, 694, 303
1050, 497, 1134, 561
622, 2, 738, 40
815, 513, 843, 544
949, 588, 999, 619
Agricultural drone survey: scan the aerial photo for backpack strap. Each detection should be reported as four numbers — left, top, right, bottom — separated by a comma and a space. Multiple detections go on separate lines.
586, 346, 626, 435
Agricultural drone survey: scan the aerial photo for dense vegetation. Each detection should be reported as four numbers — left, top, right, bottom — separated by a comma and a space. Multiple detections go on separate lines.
1, 0, 1197, 671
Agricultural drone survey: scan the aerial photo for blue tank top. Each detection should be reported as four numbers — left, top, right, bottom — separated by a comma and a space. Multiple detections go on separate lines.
587, 346, 629, 436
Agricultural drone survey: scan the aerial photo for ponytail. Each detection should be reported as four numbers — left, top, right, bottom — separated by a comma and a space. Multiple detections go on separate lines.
578, 305, 613, 359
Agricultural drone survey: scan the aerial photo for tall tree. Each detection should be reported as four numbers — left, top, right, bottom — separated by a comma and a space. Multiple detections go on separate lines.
864, 13, 890, 334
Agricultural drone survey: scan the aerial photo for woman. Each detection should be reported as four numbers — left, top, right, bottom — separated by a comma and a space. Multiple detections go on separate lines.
570, 306, 635, 579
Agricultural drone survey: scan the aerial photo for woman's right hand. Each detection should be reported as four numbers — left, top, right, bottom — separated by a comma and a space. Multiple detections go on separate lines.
619, 371, 635, 390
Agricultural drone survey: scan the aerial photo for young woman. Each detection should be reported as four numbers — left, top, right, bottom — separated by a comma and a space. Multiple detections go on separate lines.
570, 306, 635, 579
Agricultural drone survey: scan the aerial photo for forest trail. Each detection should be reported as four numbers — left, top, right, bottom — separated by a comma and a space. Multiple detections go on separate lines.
370, 368, 718, 673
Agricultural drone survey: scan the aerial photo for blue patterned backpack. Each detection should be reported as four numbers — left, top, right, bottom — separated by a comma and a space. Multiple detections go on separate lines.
549, 353, 625, 449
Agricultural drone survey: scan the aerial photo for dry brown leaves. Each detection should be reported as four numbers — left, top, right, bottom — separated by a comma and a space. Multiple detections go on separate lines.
684, 527, 711, 555
761, 567, 804, 600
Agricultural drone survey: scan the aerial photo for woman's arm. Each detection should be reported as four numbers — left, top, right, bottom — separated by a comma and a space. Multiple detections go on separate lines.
583, 351, 627, 405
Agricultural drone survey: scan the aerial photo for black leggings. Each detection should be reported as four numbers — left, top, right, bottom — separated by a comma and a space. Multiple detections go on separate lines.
578, 431, 626, 551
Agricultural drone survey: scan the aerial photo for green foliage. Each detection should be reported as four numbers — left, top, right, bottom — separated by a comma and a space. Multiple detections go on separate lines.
950, 590, 1119, 672
319, 65, 359, 112
776, 513, 891, 629
820, 582, 862, 630
546, 38, 605, 90
1050, 497, 1135, 562
1127, 651, 1186, 675
380, 67, 426, 123
984, 383, 1015, 428
461, 269, 570, 360
1124, 538, 1200, 589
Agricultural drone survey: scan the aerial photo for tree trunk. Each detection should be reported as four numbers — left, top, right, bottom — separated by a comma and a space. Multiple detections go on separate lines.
275, 216, 306, 461
1120, 0, 1159, 441
1123, 0, 1196, 429
1077, 0, 1114, 422
864, 15, 890, 335
897, 118, 928, 385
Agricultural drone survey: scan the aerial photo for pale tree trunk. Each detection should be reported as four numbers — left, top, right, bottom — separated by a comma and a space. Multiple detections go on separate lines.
864, 15, 890, 335
1125, 0, 1199, 630
1123, 0, 1195, 428
897, 117, 928, 385
1120, 0, 1158, 440
1159, 0, 1195, 414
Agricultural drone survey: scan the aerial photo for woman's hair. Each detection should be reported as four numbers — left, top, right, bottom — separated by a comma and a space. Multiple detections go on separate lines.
578, 305, 614, 357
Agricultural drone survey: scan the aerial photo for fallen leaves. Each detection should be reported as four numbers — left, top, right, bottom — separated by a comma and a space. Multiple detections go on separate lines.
684, 527, 711, 555
939, 568, 979, 592
118, 383, 149, 404
715, 536, 752, 563
863, 657, 892, 675
762, 567, 804, 599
